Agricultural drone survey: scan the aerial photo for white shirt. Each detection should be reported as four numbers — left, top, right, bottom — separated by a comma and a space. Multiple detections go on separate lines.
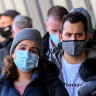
61, 56, 83, 96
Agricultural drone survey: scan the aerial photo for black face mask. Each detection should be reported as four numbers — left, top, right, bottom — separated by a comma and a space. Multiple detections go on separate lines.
0, 26, 12, 38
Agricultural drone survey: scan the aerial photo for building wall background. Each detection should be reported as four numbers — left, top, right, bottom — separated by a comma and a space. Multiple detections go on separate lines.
0, 0, 96, 36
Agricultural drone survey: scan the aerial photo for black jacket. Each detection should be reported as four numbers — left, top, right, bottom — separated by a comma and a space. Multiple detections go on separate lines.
43, 32, 50, 59
0, 59, 69, 96
78, 58, 96, 96
0, 38, 13, 76
0, 38, 13, 49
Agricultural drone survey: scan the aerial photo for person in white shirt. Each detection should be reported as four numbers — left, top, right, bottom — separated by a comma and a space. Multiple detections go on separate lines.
49, 12, 96, 96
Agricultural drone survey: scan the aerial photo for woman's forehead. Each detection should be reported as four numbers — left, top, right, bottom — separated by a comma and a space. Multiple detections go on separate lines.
16, 40, 38, 48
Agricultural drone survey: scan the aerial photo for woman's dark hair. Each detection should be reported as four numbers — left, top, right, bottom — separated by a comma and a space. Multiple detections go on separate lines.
61, 12, 88, 34
3, 55, 18, 81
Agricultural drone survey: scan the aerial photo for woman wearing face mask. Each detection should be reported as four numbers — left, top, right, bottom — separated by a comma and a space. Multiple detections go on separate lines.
0, 28, 69, 96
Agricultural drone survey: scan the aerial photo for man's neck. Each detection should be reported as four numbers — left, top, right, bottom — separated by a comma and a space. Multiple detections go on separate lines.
63, 51, 87, 64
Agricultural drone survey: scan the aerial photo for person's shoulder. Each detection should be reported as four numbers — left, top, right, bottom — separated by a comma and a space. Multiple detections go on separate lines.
49, 42, 63, 61
86, 39, 96, 47
38, 58, 69, 96
39, 58, 60, 74
79, 58, 96, 96
79, 79, 96, 96
39, 58, 60, 81
0, 74, 7, 84
43, 32, 49, 40
86, 39, 96, 58
79, 58, 96, 81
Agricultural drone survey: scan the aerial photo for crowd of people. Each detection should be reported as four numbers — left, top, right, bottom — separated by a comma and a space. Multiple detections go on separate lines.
0, 5, 96, 96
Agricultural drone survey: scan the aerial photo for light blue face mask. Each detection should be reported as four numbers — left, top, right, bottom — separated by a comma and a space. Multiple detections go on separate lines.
50, 33, 60, 45
14, 50, 39, 72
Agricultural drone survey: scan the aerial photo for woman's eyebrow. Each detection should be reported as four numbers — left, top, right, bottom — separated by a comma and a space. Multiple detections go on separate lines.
19, 44, 27, 47
30, 46, 38, 50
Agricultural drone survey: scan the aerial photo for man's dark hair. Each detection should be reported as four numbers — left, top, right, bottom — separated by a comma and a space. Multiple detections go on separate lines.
47, 5, 68, 21
0, 10, 20, 20
61, 12, 88, 34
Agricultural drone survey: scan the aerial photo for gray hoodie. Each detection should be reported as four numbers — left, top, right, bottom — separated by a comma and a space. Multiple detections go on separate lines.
49, 40, 96, 82
71, 7, 94, 39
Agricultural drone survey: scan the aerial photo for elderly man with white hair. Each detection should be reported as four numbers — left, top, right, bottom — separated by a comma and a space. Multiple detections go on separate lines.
12, 15, 32, 37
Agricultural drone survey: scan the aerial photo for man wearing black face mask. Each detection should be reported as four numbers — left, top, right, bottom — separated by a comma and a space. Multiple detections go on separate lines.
0, 26, 12, 38
0, 10, 20, 49
0, 10, 20, 76
49, 12, 96, 96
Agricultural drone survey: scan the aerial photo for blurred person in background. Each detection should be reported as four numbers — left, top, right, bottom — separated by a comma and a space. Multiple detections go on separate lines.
0, 10, 20, 48
43, 5, 68, 59
0, 28, 69, 96
12, 15, 32, 37
7, 14, 33, 53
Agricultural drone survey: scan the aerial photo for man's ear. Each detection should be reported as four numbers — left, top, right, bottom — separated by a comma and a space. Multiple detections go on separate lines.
86, 33, 91, 42
44, 21, 48, 31
59, 33, 62, 42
